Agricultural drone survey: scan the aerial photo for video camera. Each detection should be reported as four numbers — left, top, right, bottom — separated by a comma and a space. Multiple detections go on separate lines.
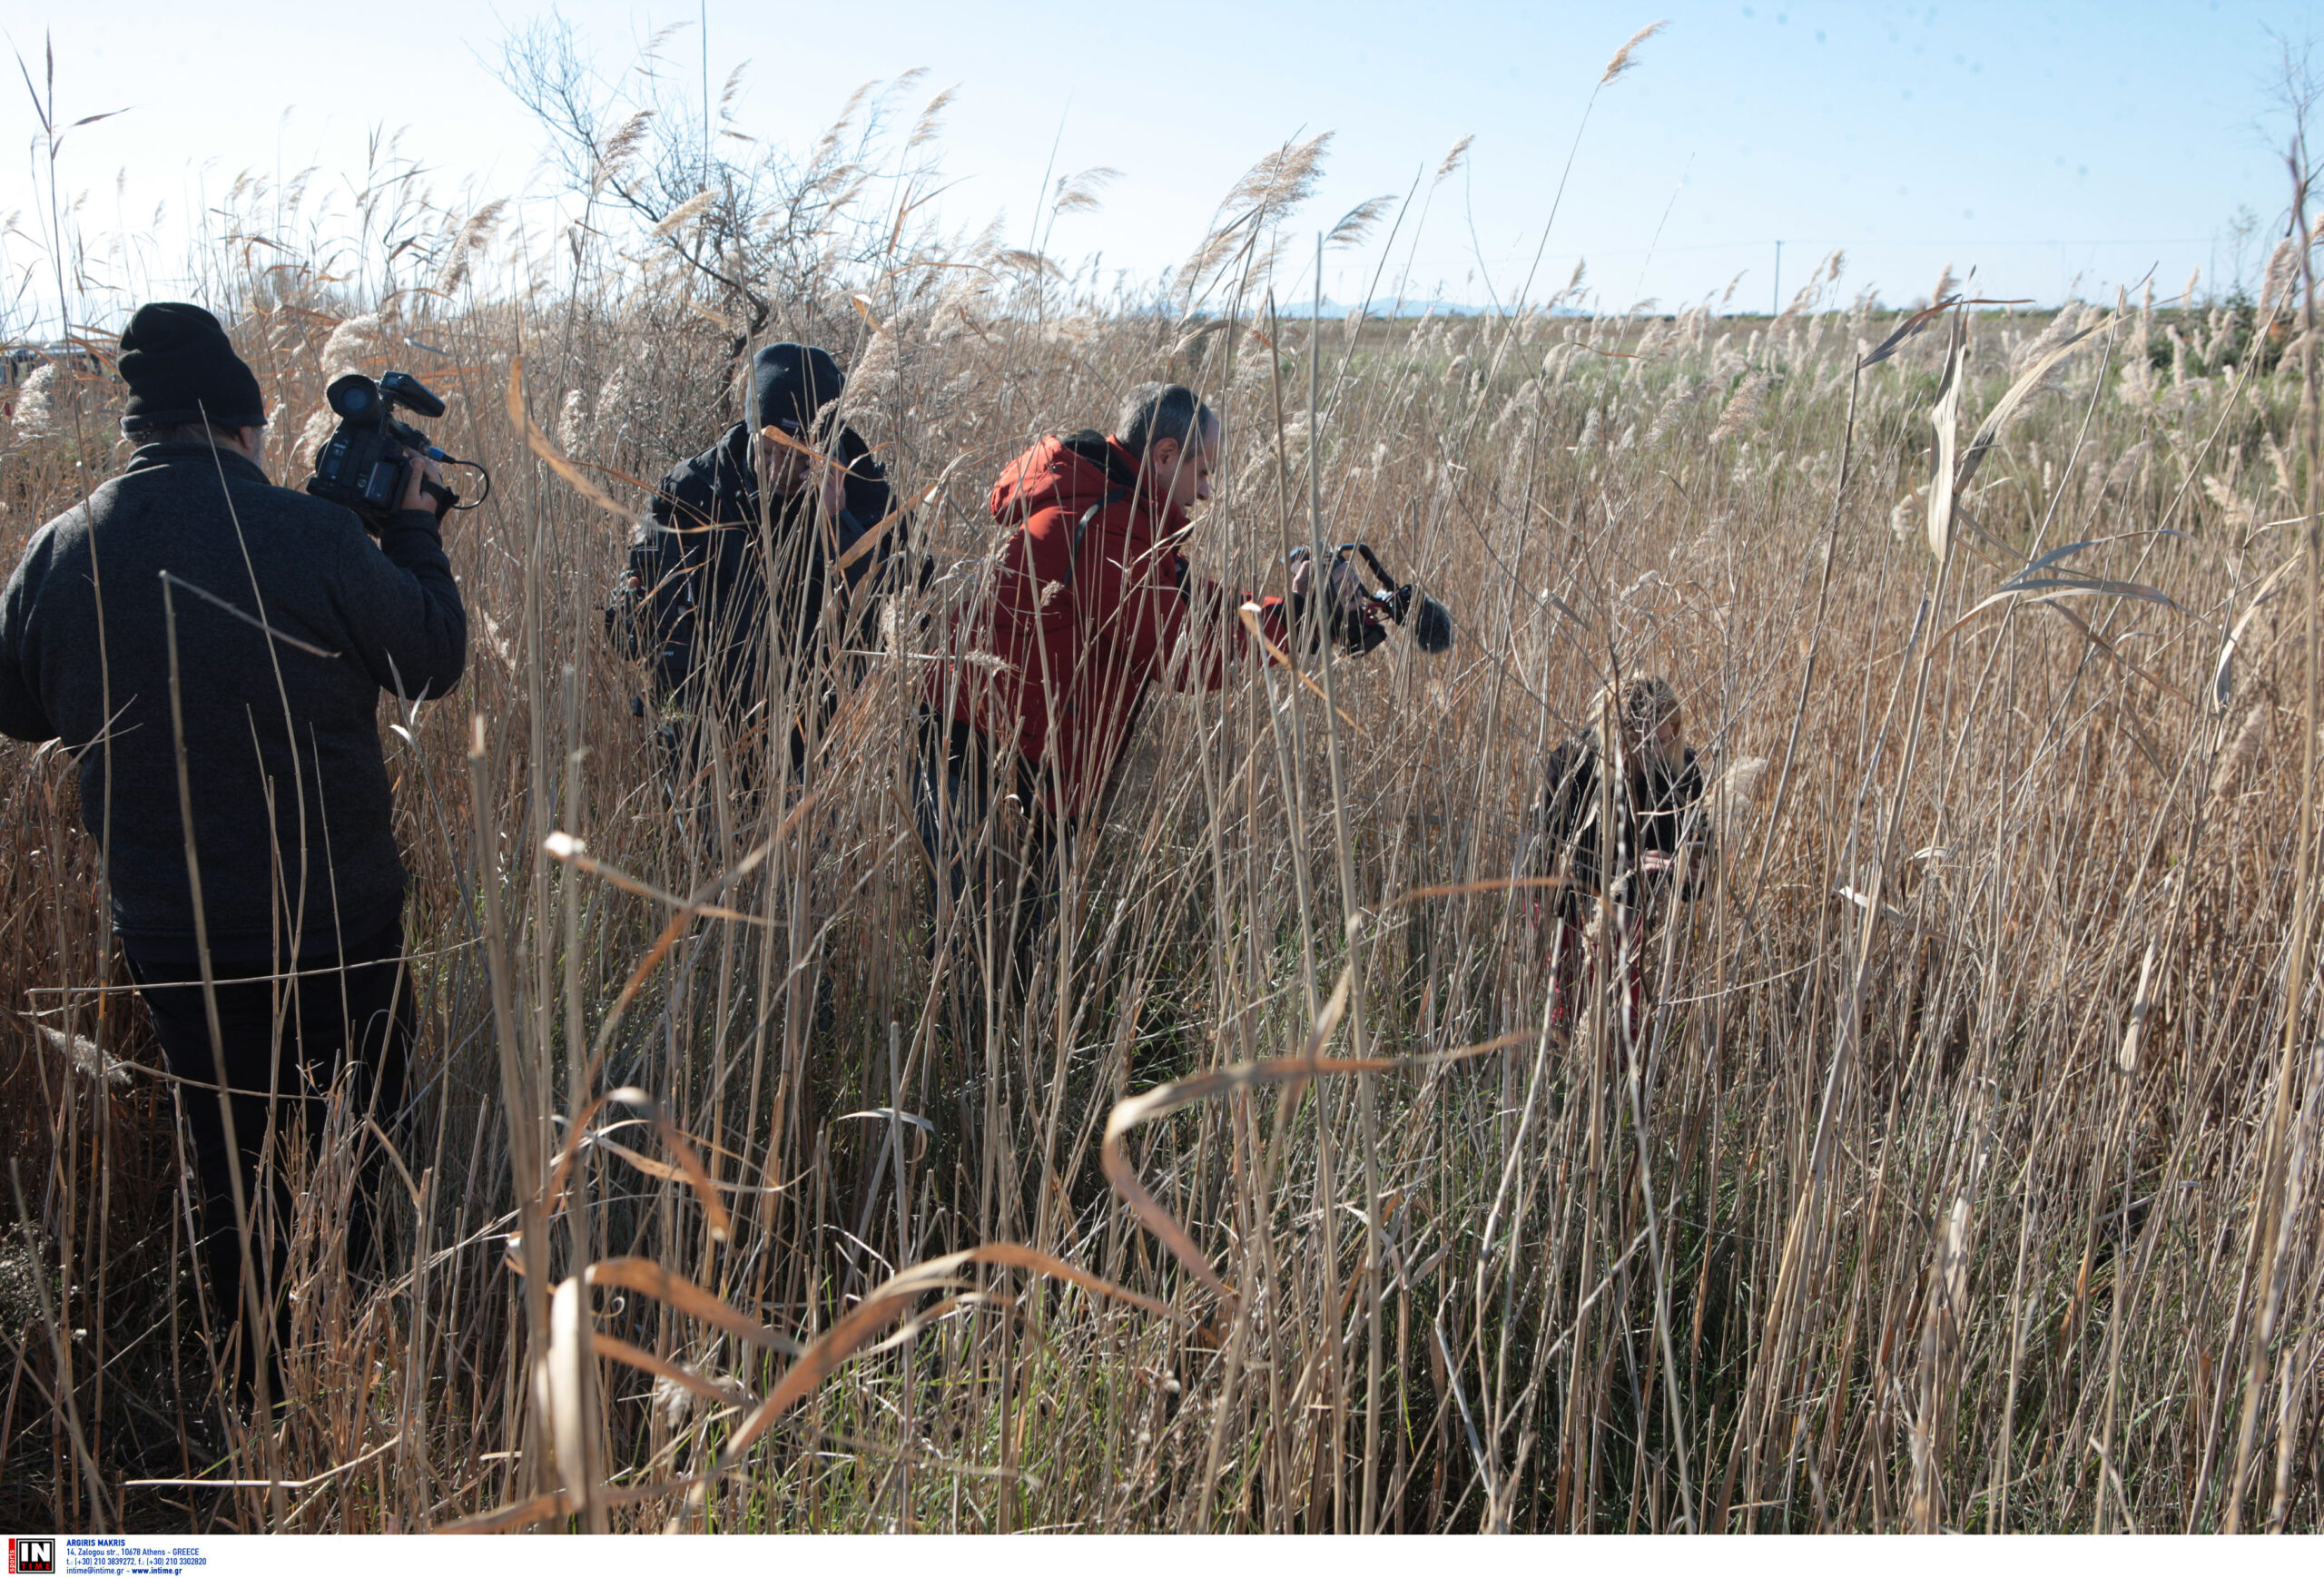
306, 371, 485, 524
1298, 542, 1455, 656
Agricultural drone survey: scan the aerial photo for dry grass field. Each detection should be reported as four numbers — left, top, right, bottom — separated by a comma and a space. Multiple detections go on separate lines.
5, 56, 2324, 1534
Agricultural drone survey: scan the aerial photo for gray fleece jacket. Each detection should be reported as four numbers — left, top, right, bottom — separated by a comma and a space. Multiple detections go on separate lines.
0, 442, 466, 961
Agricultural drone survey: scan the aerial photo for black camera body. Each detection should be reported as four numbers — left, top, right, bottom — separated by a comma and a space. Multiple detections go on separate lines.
1325, 542, 1455, 655
306, 371, 455, 521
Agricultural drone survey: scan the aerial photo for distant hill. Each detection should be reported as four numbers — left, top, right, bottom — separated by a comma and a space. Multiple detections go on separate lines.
1272, 298, 1591, 320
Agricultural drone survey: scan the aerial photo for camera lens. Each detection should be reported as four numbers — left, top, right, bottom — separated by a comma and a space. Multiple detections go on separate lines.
327, 373, 379, 419
1413, 596, 1455, 654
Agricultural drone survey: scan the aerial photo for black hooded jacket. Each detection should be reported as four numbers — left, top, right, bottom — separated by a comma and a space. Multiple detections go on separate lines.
606, 419, 902, 713
1531, 734, 1710, 920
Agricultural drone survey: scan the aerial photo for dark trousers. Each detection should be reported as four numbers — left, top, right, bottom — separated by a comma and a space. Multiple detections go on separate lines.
911, 717, 1068, 1024
126, 920, 413, 1396
650, 676, 839, 817
654, 710, 813, 805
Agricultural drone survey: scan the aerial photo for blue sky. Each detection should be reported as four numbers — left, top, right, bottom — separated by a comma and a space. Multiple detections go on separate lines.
5, 0, 2318, 329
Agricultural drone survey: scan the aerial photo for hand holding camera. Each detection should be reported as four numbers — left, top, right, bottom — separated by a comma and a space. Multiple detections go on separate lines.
399, 446, 449, 516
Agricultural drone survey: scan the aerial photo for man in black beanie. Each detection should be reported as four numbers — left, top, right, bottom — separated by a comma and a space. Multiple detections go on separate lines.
606, 341, 913, 812
0, 301, 468, 1406
113, 300, 269, 435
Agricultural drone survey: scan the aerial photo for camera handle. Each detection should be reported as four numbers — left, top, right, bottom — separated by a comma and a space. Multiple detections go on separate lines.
1351, 542, 1398, 591
418, 476, 461, 518
389, 422, 491, 515
1334, 541, 1456, 655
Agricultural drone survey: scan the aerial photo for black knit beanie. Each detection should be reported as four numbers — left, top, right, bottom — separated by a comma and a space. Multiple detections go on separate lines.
752, 342, 844, 435
117, 301, 267, 435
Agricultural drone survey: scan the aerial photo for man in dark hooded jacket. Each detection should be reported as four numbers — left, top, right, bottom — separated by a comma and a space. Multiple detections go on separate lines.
606, 342, 906, 802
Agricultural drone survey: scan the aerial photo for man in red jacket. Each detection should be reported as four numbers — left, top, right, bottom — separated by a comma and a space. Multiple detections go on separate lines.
918, 381, 1378, 1006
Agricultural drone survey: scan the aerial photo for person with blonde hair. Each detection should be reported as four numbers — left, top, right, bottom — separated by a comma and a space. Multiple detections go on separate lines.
1528, 672, 1710, 1030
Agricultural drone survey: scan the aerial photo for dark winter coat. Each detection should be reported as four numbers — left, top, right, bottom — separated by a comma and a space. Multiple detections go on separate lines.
605, 420, 902, 715
1532, 733, 1710, 920
0, 442, 466, 960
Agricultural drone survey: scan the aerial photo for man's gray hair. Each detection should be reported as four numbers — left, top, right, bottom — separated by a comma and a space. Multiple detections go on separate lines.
1116, 382, 1216, 460
140, 419, 259, 447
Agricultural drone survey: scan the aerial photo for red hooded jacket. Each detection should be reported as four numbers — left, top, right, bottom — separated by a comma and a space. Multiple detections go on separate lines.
930, 430, 1296, 819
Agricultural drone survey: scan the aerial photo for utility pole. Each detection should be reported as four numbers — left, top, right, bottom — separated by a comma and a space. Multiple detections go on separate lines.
1773, 239, 1782, 318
